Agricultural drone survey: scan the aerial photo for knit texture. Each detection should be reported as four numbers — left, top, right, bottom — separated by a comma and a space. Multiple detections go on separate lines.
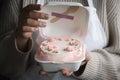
0, 0, 120, 80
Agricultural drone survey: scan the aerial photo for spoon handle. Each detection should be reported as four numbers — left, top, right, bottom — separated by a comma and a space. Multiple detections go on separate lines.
50, 11, 70, 23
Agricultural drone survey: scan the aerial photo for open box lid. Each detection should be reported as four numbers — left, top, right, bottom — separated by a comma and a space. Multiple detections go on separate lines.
39, 1, 89, 41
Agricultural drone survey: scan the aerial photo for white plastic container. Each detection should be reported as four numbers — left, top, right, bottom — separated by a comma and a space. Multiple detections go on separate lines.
35, 60, 83, 72
35, 1, 88, 72
35, 47, 86, 72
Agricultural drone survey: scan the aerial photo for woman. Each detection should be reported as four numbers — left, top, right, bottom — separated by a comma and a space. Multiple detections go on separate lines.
0, 0, 120, 80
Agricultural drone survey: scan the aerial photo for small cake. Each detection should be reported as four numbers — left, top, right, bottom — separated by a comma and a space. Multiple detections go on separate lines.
36, 38, 84, 62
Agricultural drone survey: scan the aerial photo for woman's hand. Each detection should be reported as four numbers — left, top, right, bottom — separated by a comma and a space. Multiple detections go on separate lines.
39, 52, 90, 76
16, 4, 49, 52
73, 52, 90, 76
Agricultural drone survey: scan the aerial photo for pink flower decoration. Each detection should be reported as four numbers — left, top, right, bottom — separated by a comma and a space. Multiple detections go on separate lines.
74, 41, 79, 46
48, 38, 56, 42
42, 43, 47, 46
53, 46, 59, 49
65, 38, 71, 41
47, 46, 53, 51
66, 46, 74, 52
53, 46, 59, 53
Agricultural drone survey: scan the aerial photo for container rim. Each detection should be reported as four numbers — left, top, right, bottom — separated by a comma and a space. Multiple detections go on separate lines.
34, 46, 86, 64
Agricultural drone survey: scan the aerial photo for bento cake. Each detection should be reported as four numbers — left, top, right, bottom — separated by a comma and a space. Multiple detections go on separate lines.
38, 38, 83, 62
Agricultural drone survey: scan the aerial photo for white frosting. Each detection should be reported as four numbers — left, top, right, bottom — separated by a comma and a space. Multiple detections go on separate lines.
40, 38, 81, 55
36, 38, 84, 62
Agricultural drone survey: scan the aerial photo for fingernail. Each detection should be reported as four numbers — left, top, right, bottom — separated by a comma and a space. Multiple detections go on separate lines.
44, 14, 49, 19
42, 22, 47, 27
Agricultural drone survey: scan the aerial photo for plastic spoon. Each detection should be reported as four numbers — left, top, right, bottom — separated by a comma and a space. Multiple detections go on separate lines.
50, 6, 79, 23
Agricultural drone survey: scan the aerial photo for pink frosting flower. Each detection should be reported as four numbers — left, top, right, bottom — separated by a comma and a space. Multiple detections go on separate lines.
47, 46, 53, 51
74, 40, 79, 46
53, 46, 59, 49
66, 46, 74, 52
42, 42, 47, 46
48, 38, 56, 42
65, 38, 71, 41
53, 46, 59, 53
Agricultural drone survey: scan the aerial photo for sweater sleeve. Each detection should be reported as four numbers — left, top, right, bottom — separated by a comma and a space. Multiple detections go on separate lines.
79, 50, 119, 80
76, 0, 120, 80
0, 31, 33, 78
71, 0, 120, 80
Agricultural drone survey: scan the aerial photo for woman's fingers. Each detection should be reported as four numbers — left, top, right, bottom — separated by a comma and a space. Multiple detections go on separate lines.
81, 52, 90, 66
39, 70, 58, 75
39, 70, 47, 75
86, 52, 90, 61
29, 11, 49, 19
22, 26, 35, 32
27, 18, 46, 27
22, 32, 33, 38
39, 69, 73, 76
22, 26, 36, 38
18, 4, 48, 39
61, 69, 73, 76
25, 4, 41, 12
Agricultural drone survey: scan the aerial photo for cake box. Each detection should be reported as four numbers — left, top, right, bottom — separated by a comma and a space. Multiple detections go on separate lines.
35, 1, 89, 72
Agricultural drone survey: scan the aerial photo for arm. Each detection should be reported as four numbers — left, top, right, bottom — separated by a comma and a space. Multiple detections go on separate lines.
0, 31, 32, 78
0, 4, 48, 78
78, 50, 119, 80
74, 0, 120, 79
